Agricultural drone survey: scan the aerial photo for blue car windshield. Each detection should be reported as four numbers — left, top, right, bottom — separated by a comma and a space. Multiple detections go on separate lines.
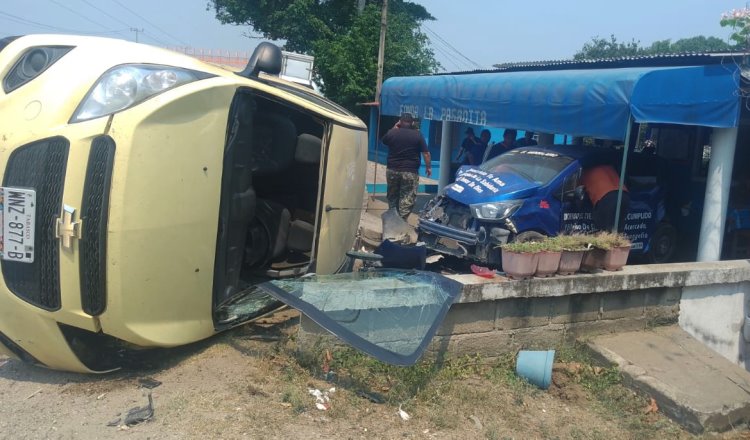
481, 150, 573, 185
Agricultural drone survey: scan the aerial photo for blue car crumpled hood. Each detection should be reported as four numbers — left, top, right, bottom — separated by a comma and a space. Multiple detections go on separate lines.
444, 166, 541, 205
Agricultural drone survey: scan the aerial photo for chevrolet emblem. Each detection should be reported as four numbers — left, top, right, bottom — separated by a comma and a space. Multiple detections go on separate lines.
55, 205, 82, 250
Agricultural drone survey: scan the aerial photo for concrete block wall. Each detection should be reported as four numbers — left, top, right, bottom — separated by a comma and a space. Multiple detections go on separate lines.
297, 260, 750, 362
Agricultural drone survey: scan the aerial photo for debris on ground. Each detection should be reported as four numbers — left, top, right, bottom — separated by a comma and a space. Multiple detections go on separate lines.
309, 388, 335, 411
470, 264, 495, 278
398, 405, 411, 421
469, 414, 483, 430
138, 377, 162, 389
644, 398, 659, 414
356, 390, 386, 404
115, 392, 154, 426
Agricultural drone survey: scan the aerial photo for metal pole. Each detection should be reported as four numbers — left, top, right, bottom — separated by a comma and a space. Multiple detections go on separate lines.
613, 115, 633, 233
375, 0, 388, 103
438, 121, 453, 190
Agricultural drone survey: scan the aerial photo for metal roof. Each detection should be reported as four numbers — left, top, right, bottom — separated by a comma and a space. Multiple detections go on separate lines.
431, 52, 747, 76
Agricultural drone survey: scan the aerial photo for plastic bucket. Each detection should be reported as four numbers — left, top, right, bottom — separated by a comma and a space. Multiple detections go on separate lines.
515, 350, 555, 389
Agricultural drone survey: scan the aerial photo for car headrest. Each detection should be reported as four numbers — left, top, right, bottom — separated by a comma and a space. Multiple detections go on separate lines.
295, 134, 322, 164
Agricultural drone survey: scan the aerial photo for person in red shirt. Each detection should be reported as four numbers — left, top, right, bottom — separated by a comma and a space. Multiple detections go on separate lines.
580, 164, 629, 232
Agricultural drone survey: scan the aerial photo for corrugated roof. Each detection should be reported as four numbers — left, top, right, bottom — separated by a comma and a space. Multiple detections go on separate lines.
429, 52, 747, 76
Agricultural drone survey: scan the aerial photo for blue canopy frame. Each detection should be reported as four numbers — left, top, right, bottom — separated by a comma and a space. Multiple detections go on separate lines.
381, 64, 741, 140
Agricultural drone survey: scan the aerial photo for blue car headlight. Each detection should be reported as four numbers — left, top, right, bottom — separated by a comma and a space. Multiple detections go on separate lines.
70, 64, 214, 123
470, 200, 522, 221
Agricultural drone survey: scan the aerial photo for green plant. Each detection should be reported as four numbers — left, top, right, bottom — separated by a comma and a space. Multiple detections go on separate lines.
591, 232, 631, 250
721, 8, 750, 48
501, 240, 543, 253
553, 234, 594, 251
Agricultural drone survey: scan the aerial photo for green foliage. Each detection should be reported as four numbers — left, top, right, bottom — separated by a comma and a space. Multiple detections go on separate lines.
574, 34, 735, 60
591, 232, 631, 250
721, 8, 750, 47
553, 234, 593, 252
208, 0, 439, 115
501, 240, 543, 254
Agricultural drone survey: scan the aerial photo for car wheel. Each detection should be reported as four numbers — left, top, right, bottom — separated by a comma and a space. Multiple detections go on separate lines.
513, 231, 547, 243
646, 223, 677, 263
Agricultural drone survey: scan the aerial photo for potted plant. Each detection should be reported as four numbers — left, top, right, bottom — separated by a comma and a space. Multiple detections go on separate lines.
595, 232, 632, 271
500, 241, 541, 280
580, 233, 606, 272
535, 237, 563, 278
554, 234, 591, 275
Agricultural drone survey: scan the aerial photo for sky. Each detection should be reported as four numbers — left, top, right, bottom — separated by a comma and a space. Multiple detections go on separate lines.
1, 0, 744, 72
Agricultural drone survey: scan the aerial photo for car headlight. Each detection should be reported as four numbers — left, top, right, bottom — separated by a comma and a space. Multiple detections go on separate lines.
70, 64, 214, 123
470, 200, 522, 221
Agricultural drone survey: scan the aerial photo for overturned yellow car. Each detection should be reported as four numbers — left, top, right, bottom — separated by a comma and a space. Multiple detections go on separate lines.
0, 34, 369, 372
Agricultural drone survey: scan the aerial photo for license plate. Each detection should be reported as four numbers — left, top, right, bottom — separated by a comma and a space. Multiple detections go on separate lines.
0, 187, 36, 263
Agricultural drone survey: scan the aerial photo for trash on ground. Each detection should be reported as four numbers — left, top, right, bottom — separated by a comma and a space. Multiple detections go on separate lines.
25, 388, 42, 400
356, 390, 386, 404
398, 404, 411, 421
138, 377, 162, 389
309, 388, 335, 411
470, 264, 495, 278
644, 398, 659, 414
425, 254, 443, 264
123, 392, 154, 426
96, 393, 107, 400
469, 414, 483, 430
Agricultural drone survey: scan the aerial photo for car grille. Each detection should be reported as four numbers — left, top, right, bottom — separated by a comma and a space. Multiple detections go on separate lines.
80, 136, 115, 316
1, 137, 69, 310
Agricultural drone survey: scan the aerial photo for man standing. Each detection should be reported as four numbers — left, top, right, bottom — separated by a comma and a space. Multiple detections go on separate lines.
581, 164, 630, 232
484, 128, 518, 162
382, 113, 431, 219
516, 131, 537, 147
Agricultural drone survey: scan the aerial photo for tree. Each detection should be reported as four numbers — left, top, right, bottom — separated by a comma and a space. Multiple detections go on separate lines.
574, 34, 735, 60
573, 35, 642, 60
208, 0, 439, 115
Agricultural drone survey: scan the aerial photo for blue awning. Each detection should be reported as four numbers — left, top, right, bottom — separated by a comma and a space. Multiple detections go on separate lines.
380, 65, 741, 140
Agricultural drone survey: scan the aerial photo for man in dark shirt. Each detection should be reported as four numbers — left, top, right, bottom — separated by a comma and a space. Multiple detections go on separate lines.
484, 128, 518, 162
457, 127, 483, 166
516, 131, 538, 147
382, 113, 431, 219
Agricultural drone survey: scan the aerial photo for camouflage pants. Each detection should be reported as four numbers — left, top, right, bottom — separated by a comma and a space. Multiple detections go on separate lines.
386, 169, 419, 219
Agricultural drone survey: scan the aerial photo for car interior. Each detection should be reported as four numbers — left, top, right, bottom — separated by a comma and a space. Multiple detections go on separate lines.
213, 88, 326, 313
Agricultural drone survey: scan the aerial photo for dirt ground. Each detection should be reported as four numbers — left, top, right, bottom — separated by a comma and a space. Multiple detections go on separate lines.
1, 310, 749, 440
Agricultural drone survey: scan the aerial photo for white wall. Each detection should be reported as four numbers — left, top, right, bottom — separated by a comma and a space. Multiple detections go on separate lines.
679, 282, 750, 370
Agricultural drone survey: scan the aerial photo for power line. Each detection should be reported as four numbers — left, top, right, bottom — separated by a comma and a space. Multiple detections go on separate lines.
109, 0, 189, 46
0, 11, 127, 35
47, 0, 111, 31
46, 0, 129, 39
423, 24, 484, 70
79, 0, 131, 28
428, 36, 476, 72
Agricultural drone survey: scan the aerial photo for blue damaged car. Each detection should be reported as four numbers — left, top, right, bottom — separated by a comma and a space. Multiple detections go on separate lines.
418, 145, 677, 265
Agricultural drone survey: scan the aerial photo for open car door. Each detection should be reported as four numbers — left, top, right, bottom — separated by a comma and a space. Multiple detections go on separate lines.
257, 270, 462, 366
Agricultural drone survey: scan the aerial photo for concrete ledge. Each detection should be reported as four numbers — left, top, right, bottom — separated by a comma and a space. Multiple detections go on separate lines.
448, 260, 750, 303
588, 326, 750, 433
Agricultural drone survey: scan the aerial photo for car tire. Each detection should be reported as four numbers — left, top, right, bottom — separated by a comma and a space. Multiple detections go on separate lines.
513, 231, 547, 243
646, 223, 677, 263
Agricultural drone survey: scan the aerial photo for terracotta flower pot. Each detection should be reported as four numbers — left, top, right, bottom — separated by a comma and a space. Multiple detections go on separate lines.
535, 251, 561, 278
580, 248, 606, 272
558, 250, 585, 275
501, 249, 539, 280
603, 245, 631, 271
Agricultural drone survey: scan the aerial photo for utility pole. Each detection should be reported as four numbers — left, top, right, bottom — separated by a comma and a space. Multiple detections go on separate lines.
375, 0, 388, 103
130, 27, 144, 43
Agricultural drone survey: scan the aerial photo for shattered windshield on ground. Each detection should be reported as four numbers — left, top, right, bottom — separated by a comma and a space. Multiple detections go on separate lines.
258, 270, 462, 366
